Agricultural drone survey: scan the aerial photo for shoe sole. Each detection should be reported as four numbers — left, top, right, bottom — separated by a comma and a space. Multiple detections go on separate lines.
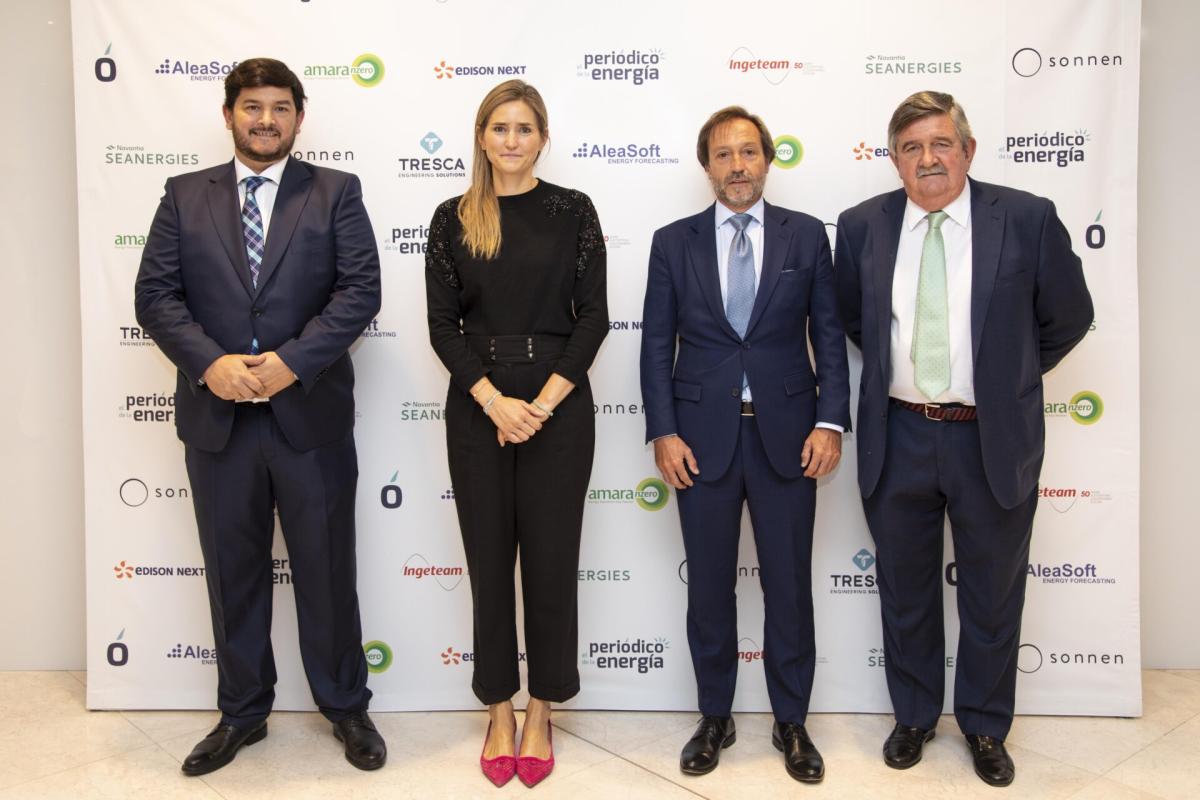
181, 723, 268, 776
771, 733, 825, 783
883, 730, 935, 770
679, 732, 736, 776
332, 726, 387, 770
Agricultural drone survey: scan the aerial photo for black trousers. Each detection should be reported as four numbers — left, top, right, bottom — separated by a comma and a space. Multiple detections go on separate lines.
445, 357, 594, 705
863, 406, 1036, 740
184, 402, 371, 725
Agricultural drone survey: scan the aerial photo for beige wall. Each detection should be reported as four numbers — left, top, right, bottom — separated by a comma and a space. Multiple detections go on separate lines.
1, 0, 1194, 669
1136, 0, 1200, 666
0, 1, 84, 669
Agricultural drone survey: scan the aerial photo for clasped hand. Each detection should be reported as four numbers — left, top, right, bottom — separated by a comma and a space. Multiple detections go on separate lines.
201, 352, 296, 401
487, 395, 548, 447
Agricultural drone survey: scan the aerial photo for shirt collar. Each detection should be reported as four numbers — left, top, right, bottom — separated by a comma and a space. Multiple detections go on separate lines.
715, 197, 765, 230
903, 180, 972, 231
234, 154, 289, 187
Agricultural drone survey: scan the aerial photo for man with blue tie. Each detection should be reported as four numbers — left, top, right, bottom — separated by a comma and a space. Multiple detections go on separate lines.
135, 58, 385, 775
640, 107, 851, 783
834, 91, 1092, 787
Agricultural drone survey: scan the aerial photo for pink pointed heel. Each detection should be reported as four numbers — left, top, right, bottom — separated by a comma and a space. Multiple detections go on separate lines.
516, 721, 555, 788
480, 720, 517, 787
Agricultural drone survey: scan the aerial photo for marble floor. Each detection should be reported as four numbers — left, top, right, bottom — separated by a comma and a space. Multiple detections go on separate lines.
1, 671, 1198, 799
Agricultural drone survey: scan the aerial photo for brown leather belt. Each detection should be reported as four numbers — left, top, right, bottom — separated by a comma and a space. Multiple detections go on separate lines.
890, 397, 978, 422
740, 401, 755, 416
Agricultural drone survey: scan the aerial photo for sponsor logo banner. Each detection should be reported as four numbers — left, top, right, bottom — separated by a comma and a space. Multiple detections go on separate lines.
1045, 391, 1104, 424
588, 477, 669, 510
1012, 47, 1124, 78
304, 53, 384, 87
364, 640, 393, 673
578, 49, 663, 85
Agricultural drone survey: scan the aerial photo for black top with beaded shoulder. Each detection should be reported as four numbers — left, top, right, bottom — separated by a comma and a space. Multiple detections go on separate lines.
425, 180, 608, 393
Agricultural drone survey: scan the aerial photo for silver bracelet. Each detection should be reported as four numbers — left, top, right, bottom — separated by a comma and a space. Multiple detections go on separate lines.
532, 399, 554, 417
482, 391, 502, 416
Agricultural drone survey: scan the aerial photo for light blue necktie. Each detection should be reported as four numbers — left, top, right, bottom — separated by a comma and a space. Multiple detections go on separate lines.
241, 175, 268, 354
725, 213, 755, 337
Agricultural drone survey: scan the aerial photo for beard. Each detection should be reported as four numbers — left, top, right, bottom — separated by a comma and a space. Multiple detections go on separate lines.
710, 170, 765, 210
232, 126, 295, 165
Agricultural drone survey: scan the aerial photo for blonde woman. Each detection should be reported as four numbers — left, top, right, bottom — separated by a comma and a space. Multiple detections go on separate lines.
425, 80, 607, 788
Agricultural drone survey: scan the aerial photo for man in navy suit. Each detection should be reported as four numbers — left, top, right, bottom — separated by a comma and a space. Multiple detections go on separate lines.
834, 91, 1092, 787
640, 106, 850, 783
135, 58, 385, 775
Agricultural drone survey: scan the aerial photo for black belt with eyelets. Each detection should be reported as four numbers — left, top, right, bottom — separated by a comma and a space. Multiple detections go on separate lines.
466, 334, 567, 364
890, 397, 978, 422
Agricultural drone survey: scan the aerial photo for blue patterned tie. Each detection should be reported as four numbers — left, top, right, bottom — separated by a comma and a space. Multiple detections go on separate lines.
241, 176, 268, 289
725, 213, 755, 337
241, 176, 268, 354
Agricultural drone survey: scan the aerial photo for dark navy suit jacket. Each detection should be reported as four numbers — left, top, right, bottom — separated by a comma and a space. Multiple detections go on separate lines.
135, 158, 381, 453
641, 202, 851, 482
834, 177, 1092, 509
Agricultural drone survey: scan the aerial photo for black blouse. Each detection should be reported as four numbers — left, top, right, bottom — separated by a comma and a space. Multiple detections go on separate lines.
425, 180, 608, 393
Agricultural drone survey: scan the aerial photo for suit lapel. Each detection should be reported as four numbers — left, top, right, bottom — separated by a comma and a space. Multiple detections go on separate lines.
969, 178, 1004, 365
254, 158, 313, 297
685, 205, 740, 340
206, 160, 255, 298
745, 202, 786, 337
872, 190, 906, 386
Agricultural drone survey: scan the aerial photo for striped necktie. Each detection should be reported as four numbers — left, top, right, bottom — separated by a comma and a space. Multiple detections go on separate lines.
241, 175, 268, 354
241, 175, 269, 290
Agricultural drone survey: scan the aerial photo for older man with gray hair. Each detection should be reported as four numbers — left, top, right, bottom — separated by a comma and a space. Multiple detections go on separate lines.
834, 91, 1092, 787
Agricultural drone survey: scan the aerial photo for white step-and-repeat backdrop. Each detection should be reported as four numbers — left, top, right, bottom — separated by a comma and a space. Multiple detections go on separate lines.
74, 0, 1141, 715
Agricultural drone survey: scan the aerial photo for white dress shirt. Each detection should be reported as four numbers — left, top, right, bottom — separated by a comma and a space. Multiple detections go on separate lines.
233, 155, 288, 239
889, 182, 975, 405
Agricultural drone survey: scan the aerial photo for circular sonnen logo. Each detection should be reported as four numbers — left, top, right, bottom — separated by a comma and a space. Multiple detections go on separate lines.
119, 478, 149, 507
1012, 47, 1043, 77
1017, 643, 1043, 673
363, 640, 393, 673
636, 477, 670, 511
352, 53, 385, 87
1069, 391, 1104, 425
773, 135, 804, 169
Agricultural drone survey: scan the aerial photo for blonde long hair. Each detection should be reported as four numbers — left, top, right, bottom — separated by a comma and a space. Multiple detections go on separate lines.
458, 80, 549, 260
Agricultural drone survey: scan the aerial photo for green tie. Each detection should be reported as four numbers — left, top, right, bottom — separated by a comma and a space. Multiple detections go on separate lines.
912, 210, 950, 400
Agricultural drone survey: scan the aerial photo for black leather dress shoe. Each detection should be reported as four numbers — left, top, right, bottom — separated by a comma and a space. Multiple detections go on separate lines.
333, 711, 387, 770
679, 716, 735, 775
772, 722, 824, 783
966, 734, 1015, 786
181, 720, 267, 776
883, 723, 935, 769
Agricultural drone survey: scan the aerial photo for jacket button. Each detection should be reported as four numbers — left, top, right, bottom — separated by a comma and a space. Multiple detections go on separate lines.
743, 342, 751, 350
731, 388, 739, 397
251, 307, 263, 318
